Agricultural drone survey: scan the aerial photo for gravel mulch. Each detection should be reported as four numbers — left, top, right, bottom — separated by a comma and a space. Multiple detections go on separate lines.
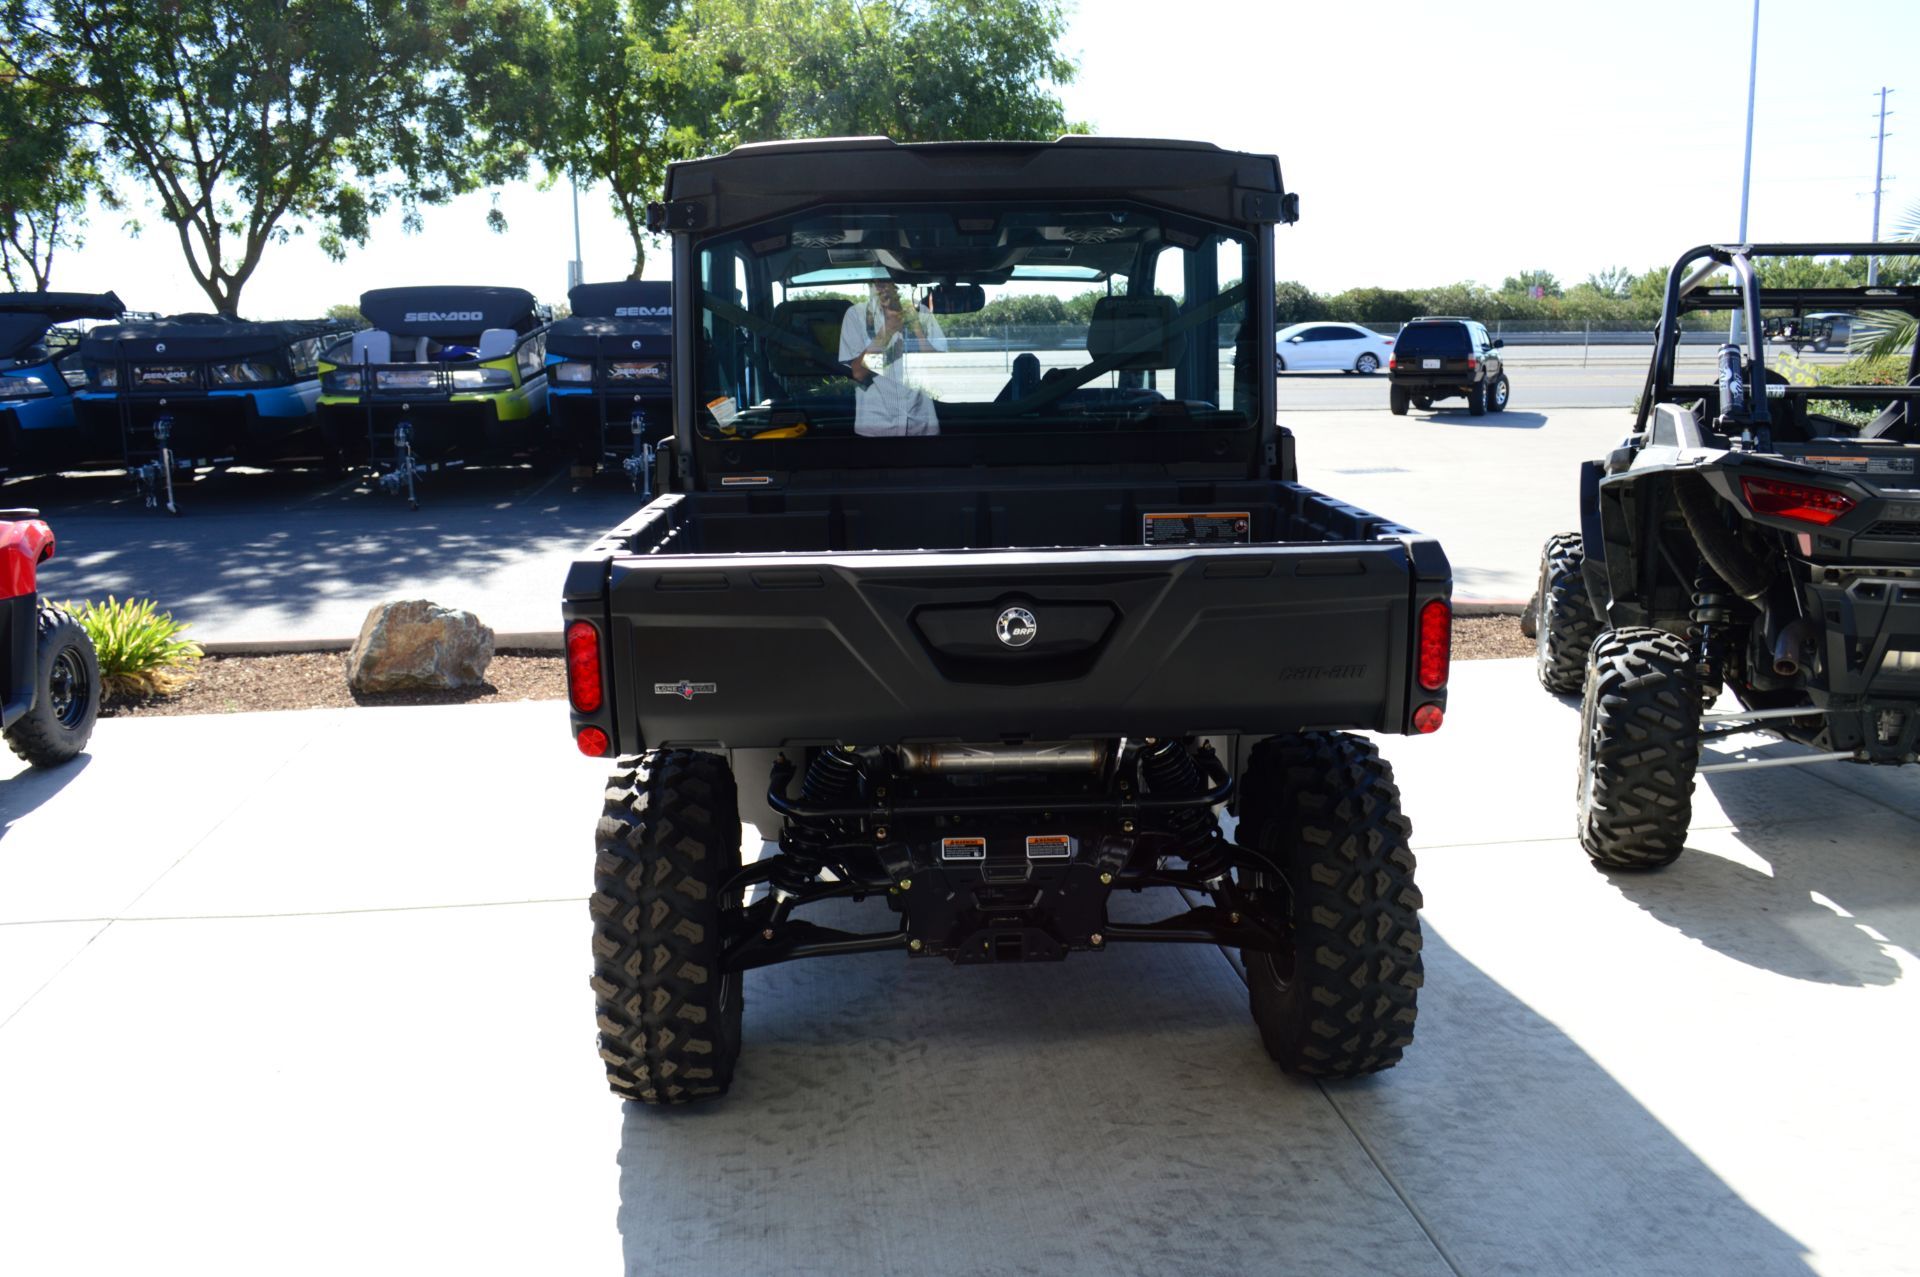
102, 649, 566, 717
101, 616, 1533, 717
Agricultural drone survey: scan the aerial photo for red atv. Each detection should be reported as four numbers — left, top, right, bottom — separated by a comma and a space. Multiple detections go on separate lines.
1, 510, 99, 767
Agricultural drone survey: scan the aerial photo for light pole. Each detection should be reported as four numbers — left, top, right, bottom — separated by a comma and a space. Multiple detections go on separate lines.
1868, 87, 1892, 285
569, 173, 585, 293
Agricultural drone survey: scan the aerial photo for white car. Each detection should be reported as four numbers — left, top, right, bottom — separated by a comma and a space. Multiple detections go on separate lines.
1276, 322, 1394, 374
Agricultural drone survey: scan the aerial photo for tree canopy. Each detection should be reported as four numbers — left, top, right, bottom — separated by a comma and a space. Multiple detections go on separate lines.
8, 0, 541, 313
0, 21, 101, 289
527, 0, 1081, 277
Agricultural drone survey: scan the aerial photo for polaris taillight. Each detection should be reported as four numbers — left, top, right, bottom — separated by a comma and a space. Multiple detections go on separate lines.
1417, 599, 1451, 692
566, 620, 604, 713
1740, 477, 1856, 526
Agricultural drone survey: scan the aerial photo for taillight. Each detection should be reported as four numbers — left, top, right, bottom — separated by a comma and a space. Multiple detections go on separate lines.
1412, 703, 1444, 734
1740, 477, 1856, 526
1418, 599, 1451, 691
566, 620, 603, 713
1387, 356, 1397, 371
1467, 357, 1478, 371
576, 726, 610, 757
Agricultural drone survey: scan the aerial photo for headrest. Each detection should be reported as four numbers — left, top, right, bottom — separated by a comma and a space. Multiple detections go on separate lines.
351, 330, 392, 364
475, 327, 517, 361
1087, 295, 1185, 370
769, 299, 853, 378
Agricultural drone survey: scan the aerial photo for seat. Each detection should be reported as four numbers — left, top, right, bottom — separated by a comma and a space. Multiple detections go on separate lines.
1086, 295, 1185, 369
474, 327, 516, 361
994, 352, 1042, 403
350, 330, 392, 365
767, 300, 853, 383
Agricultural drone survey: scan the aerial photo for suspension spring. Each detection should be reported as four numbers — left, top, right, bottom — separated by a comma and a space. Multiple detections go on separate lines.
800, 747, 867, 808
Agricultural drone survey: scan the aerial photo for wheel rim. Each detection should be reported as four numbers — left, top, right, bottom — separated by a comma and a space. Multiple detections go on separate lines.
48, 645, 90, 729
1357, 354, 1378, 373
1494, 378, 1508, 407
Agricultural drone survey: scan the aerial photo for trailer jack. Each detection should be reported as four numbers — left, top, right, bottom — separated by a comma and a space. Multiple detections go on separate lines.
622, 412, 654, 497
132, 415, 180, 516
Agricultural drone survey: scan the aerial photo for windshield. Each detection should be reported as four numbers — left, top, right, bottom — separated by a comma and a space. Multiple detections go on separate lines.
1394, 324, 1469, 358
695, 203, 1254, 443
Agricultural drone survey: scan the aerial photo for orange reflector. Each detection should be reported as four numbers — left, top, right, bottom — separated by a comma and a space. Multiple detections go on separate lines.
1740, 477, 1855, 526
1413, 703, 1444, 734
566, 620, 603, 713
576, 726, 610, 757
1418, 599, 1451, 691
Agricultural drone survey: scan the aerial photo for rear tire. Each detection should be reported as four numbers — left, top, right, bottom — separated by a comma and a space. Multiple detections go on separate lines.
1534, 532, 1602, 694
1577, 628, 1701, 870
1389, 385, 1410, 416
3, 604, 100, 768
1487, 373, 1510, 412
1238, 732, 1423, 1077
590, 750, 745, 1103
1467, 378, 1488, 416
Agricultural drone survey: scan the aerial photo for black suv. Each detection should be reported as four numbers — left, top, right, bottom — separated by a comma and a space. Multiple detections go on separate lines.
1388, 316, 1507, 416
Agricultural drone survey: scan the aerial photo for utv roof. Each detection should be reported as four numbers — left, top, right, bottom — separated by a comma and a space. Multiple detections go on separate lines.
0, 291, 125, 362
655, 136, 1291, 234
1672, 242, 1920, 316
79, 313, 349, 361
359, 286, 543, 339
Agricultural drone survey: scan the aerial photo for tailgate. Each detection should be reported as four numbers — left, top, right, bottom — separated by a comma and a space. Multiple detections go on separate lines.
586, 541, 1445, 750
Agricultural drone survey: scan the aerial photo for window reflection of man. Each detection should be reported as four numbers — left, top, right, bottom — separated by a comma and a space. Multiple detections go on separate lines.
839, 280, 947, 437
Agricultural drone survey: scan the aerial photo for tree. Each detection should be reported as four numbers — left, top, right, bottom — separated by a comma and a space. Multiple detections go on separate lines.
1585, 266, 1632, 299
1500, 269, 1562, 299
0, 25, 102, 288
529, 0, 1082, 278
1856, 200, 1920, 359
13, 0, 540, 314
1272, 280, 1321, 324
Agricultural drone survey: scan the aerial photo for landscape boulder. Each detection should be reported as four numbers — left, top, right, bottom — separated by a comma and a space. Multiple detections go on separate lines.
345, 600, 494, 694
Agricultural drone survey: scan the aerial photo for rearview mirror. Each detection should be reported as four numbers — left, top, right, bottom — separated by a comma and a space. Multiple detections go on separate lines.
926, 283, 986, 314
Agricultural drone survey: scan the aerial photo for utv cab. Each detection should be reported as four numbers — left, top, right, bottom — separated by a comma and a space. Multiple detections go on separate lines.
317, 286, 553, 506
545, 280, 671, 488
1531, 241, 1920, 870
75, 313, 357, 511
0, 292, 124, 477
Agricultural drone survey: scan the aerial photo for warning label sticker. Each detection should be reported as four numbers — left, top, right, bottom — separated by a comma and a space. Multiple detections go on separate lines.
1143, 511, 1252, 546
1025, 834, 1075, 860
940, 837, 986, 862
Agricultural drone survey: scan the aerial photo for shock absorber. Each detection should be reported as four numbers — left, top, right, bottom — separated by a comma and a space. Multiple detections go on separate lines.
800, 746, 867, 808
1139, 739, 1230, 881
1690, 565, 1731, 685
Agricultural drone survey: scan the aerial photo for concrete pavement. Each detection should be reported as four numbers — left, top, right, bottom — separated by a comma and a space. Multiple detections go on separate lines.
4, 663, 1919, 1275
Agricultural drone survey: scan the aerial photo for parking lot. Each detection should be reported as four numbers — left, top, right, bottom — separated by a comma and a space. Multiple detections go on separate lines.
3, 660, 1917, 1275
0, 344, 1699, 643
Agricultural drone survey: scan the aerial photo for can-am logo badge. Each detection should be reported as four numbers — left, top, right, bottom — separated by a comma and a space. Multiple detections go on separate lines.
403, 311, 485, 323
614, 306, 670, 318
653, 680, 717, 699
996, 607, 1038, 648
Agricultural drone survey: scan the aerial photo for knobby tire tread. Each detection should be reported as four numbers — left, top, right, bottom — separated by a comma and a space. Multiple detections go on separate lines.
1577, 628, 1701, 870
1239, 732, 1423, 1078
3, 604, 98, 768
589, 750, 744, 1104
1536, 532, 1602, 694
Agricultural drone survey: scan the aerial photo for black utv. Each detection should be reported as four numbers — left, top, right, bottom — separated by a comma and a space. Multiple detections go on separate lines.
1388, 316, 1508, 416
561, 137, 1455, 1103
1531, 241, 1920, 869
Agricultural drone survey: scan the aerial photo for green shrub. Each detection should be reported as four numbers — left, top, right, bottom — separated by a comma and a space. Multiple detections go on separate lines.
61, 596, 203, 697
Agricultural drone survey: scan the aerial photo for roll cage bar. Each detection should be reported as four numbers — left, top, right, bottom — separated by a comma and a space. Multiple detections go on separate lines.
1640, 241, 1920, 438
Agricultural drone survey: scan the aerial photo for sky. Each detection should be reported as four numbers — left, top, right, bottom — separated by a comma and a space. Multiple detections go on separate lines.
43, 0, 1920, 318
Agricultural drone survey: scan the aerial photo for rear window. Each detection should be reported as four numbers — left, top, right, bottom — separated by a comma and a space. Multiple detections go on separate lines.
1395, 323, 1470, 357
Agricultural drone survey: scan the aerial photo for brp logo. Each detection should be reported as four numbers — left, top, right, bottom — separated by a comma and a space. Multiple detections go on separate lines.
996, 606, 1038, 649
631, 340, 643, 350
155, 342, 167, 353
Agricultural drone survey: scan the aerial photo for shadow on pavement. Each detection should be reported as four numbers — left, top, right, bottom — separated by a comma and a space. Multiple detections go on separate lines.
1419, 409, 1549, 430
1599, 746, 1920, 988
4, 465, 643, 633
615, 901, 1812, 1275
0, 753, 92, 841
